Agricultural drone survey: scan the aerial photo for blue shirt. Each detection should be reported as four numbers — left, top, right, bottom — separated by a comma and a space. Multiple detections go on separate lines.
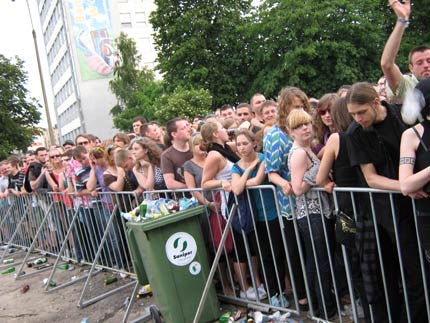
263, 125, 293, 217
232, 153, 278, 221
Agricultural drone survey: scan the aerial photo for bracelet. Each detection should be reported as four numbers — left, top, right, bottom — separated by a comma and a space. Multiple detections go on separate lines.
220, 180, 223, 187
398, 18, 410, 27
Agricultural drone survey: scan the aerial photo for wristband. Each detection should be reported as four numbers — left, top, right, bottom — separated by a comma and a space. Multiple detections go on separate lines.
398, 18, 410, 27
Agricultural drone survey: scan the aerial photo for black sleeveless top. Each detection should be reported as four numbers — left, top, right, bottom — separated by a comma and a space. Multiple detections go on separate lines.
413, 120, 430, 211
333, 132, 359, 215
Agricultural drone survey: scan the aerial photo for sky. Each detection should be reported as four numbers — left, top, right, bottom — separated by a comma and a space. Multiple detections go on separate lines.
0, 0, 52, 129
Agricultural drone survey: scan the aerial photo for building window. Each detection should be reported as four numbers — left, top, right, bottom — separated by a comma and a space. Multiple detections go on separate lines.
135, 12, 147, 27
120, 13, 132, 28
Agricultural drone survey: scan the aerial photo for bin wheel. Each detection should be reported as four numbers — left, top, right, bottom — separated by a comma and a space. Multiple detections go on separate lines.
149, 305, 162, 323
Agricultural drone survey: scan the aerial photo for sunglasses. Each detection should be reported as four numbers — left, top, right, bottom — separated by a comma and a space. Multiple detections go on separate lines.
77, 141, 89, 145
317, 108, 331, 116
50, 155, 62, 159
292, 122, 311, 130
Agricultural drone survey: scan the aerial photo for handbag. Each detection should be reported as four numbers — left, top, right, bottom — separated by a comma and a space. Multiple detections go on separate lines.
335, 210, 356, 247
226, 189, 256, 234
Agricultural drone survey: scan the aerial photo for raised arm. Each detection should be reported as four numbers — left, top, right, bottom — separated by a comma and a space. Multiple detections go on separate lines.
380, 0, 411, 94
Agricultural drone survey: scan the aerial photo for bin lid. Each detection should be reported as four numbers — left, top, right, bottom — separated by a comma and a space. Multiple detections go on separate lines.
127, 205, 206, 231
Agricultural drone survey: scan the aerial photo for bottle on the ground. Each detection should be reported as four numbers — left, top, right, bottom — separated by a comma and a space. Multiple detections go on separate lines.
1, 267, 15, 275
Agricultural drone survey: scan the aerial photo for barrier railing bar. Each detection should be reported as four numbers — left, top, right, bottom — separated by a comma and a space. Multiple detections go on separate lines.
192, 204, 237, 323
369, 192, 392, 323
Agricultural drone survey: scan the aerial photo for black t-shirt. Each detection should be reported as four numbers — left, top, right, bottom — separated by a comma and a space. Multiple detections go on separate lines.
346, 103, 409, 229
8, 169, 25, 191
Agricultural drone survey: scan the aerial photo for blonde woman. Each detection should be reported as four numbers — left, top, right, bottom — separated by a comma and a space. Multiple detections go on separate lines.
288, 109, 335, 320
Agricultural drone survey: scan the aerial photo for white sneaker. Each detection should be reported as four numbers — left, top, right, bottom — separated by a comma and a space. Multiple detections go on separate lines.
240, 286, 267, 300
240, 287, 257, 300
257, 284, 268, 299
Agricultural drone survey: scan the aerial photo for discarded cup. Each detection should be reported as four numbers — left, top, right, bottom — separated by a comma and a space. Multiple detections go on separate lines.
123, 296, 131, 308
21, 284, 30, 293
136, 284, 152, 298
42, 278, 56, 287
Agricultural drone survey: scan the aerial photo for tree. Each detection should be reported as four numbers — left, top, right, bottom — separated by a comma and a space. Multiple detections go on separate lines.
245, 0, 395, 99
381, 0, 430, 74
109, 32, 164, 131
0, 55, 41, 160
150, 0, 253, 108
154, 87, 212, 124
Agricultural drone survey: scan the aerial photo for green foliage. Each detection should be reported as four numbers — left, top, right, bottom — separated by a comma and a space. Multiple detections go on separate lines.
150, 0, 429, 103
0, 55, 41, 160
246, 0, 391, 99
150, 0, 253, 108
109, 33, 164, 131
154, 87, 212, 124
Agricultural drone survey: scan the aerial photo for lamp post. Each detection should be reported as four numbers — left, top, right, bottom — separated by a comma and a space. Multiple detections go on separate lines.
18, 0, 56, 146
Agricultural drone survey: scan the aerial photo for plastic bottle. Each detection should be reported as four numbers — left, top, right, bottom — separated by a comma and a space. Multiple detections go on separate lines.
1, 267, 15, 275
140, 200, 148, 218
34, 257, 48, 265
219, 311, 232, 323
104, 276, 118, 285
56, 263, 70, 270
3, 258, 14, 264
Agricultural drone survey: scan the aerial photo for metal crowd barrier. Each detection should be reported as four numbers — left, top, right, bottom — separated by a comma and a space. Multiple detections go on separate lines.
0, 191, 151, 323
1, 186, 430, 323
190, 186, 430, 323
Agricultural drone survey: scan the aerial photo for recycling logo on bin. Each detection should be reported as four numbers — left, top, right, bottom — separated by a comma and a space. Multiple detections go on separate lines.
165, 232, 197, 266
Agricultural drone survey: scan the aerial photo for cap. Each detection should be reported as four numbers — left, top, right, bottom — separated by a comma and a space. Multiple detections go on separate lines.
62, 140, 74, 147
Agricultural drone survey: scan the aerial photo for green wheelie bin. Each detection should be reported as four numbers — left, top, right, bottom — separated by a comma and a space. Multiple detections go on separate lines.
127, 205, 220, 323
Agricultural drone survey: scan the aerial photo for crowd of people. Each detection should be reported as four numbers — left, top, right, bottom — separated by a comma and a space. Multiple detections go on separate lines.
1, 1, 430, 322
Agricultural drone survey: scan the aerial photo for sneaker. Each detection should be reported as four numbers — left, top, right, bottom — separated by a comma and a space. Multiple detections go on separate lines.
270, 293, 290, 307
257, 284, 268, 299
240, 287, 257, 300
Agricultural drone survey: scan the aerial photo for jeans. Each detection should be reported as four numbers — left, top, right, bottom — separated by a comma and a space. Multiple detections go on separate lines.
298, 214, 336, 319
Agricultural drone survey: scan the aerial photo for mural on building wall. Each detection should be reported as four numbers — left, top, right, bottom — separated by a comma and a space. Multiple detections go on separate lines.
68, 0, 115, 80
